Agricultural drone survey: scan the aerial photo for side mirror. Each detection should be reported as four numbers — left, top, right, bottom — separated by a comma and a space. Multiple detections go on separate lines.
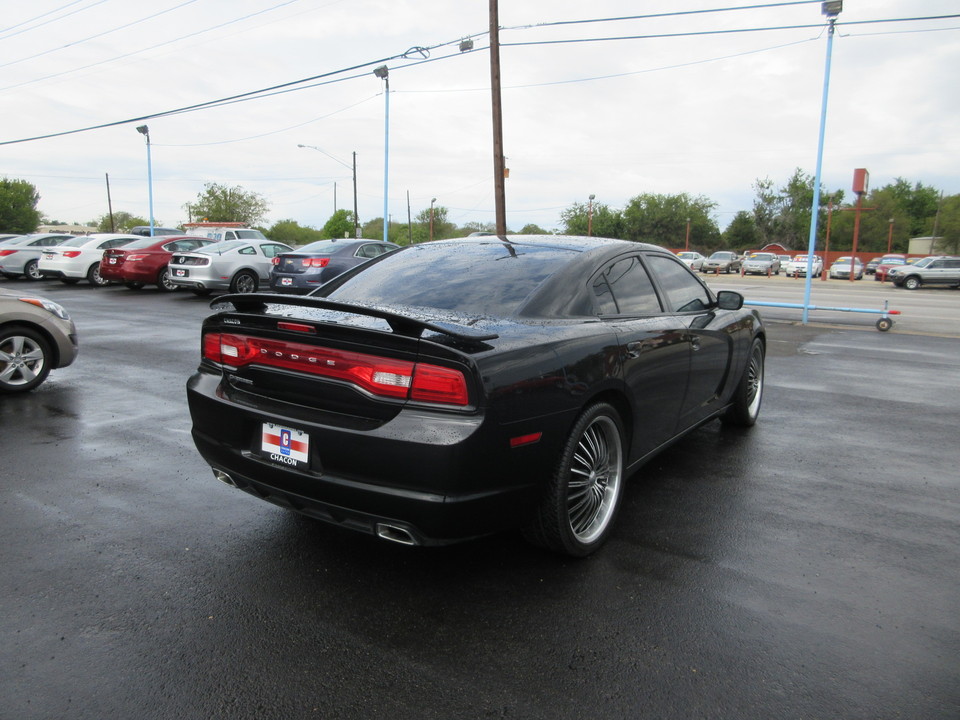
716, 290, 744, 310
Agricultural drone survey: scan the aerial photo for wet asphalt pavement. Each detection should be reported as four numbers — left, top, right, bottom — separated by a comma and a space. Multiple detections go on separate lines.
1, 282, 958, 719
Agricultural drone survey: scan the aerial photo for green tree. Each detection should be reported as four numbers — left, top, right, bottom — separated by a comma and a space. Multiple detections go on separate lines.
935, 194, 960, 254
268, 219, 325, 246
90, 211, 152, 233
723, 211, 760, 250
185, 183, 269, 226
519, 223, 550, 235
321, 210, 355, 240
460, 220, 499, 236
410, 205, 457, 243
560, 202, 624, 238
621, 192, 720, 249
0, 178, 42, 234
887, 178, 940, 236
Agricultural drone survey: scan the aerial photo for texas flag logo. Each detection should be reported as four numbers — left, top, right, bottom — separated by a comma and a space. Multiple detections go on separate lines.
262, 423, 309, 465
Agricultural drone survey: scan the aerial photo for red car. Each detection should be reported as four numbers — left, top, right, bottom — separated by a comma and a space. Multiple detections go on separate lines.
100, 235, 214, 291
873, 255, 908, 282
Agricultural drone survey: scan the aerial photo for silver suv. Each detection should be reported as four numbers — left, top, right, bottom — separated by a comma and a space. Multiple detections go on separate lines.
888, 256, 960, 290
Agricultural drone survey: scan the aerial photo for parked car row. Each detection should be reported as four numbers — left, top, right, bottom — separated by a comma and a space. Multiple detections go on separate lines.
0, 233, 402, 295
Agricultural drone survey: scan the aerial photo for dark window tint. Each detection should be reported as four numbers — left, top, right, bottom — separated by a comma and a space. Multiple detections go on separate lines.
645, 255, 711, 312
357, 243, 392, 259
327, 241, 577, 317
593, 255, 661, 315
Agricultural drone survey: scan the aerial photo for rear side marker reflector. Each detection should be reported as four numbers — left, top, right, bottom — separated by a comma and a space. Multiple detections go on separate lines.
510, 432, 542, 448
203, 332, 469, 406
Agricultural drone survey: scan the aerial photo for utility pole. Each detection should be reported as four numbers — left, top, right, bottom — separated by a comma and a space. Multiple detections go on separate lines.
105, 173, 115, 232
353, 151, 360, 238
489, 0, 507, 236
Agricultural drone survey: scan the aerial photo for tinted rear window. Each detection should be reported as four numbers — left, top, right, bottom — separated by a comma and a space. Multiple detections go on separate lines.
327, 241, 578, 316
296, 240, 341, 256
118, 237, 161, 250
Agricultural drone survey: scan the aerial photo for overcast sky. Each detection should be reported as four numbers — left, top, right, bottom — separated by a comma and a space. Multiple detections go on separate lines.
2, 0, 958, 234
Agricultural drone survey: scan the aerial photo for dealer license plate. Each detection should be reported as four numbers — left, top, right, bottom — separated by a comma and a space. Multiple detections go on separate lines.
261, 423, 309, 469
174, 268, 188, 277
281, 277, 292, 286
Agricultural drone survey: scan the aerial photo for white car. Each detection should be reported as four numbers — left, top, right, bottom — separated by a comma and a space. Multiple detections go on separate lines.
829, 256, 864, 280
168, 239, 293, 295
675, 251, 705, 271
38, 234, 139, 286
785, 255, 823, 278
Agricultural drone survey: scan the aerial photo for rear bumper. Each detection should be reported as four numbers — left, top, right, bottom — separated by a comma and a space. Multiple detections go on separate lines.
186, 370, 559, 543
39, 263, 85, 279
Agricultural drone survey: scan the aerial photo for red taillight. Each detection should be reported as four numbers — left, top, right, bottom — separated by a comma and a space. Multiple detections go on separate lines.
62, 251, 82, 258
0, 250, 17, 257
272, 257, 280, 265
302, 257, 330, 268
126, 254, 148, 262
202, 333, 469, 406
410, 364, 469, 405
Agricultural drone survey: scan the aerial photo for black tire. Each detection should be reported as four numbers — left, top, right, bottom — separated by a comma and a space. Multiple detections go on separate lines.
876, 317, 893, 332
23, 259, 42, 281
156, 267, 179, 292
125, 282, 145, 290
87, 262, 109, 286
0, 325, 52, 394
523, 402, 626, 557
722, 337, 764, 427
230, 270, 258, 294
903, 276, 921, 290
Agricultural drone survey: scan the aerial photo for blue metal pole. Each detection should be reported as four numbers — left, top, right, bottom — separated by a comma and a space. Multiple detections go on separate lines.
146, 133, 155, 237
802, 16, 837, 323
382, 77, 390, 244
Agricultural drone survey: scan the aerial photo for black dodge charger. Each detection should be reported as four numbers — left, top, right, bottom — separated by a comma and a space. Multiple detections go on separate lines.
187, 235, 765, 556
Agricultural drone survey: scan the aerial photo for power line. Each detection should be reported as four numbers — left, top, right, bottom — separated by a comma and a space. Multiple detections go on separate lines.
2, 12, 957, 147
501, 15, 960, 48
0, 0, 201, 71
0, 0, 110, 41
0, 0, 305, 93
502, 1, 823, 31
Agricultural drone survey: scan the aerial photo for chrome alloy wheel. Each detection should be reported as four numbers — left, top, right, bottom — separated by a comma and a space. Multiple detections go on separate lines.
567, 415, 623, 544
0, 334, 46, 388
744, 343, 764, 420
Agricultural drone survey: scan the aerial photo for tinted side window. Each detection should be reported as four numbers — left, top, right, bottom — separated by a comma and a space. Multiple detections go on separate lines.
593, 255, 661, 315
356, 244, 382, 259
646, 255, 711, 312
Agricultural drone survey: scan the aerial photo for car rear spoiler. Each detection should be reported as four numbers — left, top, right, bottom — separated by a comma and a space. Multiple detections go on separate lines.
214, 293, 500, 345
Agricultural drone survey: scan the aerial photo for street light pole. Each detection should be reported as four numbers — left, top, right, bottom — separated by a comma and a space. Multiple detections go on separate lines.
136, 125, 154, 237
685, 217, 691, 251
887, 218, 895, 254
587, 194, 595, 236
429, 197, 437, 243
801, 1, 842, 322
373, 65, 390, 244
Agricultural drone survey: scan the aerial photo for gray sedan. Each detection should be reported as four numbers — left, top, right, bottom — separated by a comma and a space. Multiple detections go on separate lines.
168, 239, 294, 295
0, 234, 74, 280
0, 288, 78, 393
270, 239, 399, 294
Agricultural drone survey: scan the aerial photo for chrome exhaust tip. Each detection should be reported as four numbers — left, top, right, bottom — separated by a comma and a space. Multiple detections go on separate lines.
213, 469, 238, 488
375, 523, 418, 546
